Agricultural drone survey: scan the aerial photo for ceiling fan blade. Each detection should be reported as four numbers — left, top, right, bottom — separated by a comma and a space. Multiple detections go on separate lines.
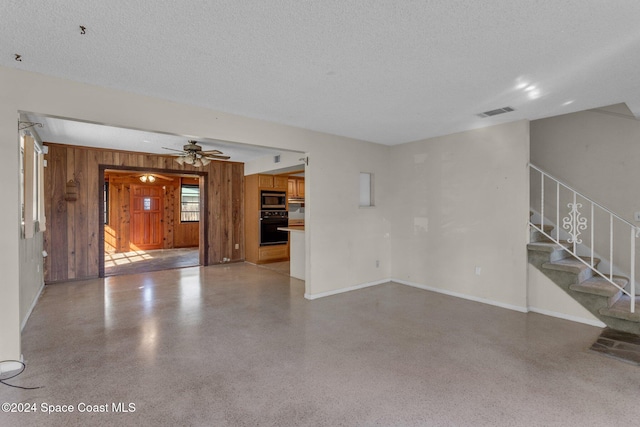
162, 147, 186, 154
204, 154, 231, 160
152, 173, 175, 181
200, 149, 223, 155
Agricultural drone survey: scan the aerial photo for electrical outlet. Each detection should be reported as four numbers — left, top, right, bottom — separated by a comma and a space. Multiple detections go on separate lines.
235, 243, 239, 250
634, 212, 640, 222
475, 266, 482, 275
375, 260, 380, 268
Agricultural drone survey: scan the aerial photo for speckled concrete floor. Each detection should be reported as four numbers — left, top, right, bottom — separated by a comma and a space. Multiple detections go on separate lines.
104, 247, 199, 276
2, 263, 640, 426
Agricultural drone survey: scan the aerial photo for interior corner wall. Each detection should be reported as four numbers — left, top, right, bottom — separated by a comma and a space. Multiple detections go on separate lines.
388, 120, 530, 310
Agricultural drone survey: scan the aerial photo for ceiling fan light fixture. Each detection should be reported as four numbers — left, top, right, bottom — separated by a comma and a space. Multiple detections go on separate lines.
175, 156, 185, 165
201, 157, 211, 166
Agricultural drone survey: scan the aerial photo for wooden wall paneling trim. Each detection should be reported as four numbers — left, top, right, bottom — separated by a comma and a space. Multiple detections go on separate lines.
87, 149, 100, 276
121, 183, 131, 252
74, 148, 89, 278
46, 145, 69, 281
66, 148, 76, 279
199, 173, 208, 266
98, 167, 106, 277
163, 184, 174, 249
218, 163, 233, 259
243, 174, 259, 263
209, 163, 221, 263
232, 163, 244, 261
101, 150, 114, 165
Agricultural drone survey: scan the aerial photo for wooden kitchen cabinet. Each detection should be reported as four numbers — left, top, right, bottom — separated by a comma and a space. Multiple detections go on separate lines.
257, 174, 288, 190
245, 173, 289, 264
274, 176, 288, 190
258, 244, 289, 262
288, 177, 305, 198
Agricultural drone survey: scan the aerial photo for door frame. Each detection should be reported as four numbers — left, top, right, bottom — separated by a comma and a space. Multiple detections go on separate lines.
98, 165, 209, 277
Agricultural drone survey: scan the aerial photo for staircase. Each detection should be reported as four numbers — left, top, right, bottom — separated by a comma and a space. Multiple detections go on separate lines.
528, 222, 640, 335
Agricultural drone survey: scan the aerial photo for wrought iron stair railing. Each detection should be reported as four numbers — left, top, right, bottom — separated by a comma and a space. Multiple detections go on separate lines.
529, 163, 638, 313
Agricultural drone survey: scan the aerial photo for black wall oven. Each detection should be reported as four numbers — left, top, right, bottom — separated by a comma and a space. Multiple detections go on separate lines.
261, 191, 286, 210
260, 210, 289, 246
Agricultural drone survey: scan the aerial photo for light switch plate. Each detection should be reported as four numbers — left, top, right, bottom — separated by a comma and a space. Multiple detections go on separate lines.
635, 212, 640, 222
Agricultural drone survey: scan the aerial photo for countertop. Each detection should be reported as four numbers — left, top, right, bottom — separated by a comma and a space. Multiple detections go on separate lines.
277, 226, 305, 233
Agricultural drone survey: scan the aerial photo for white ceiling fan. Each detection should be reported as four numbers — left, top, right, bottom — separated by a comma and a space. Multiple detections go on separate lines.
162, 140, 230, 167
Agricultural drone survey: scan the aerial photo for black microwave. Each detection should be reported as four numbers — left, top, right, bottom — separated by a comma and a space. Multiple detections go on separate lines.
261, 191, 287, 210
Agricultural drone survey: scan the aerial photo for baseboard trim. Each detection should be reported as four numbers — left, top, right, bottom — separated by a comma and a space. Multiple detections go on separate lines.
304, 279, 389, 300
392, 278, 529, 313
528, 306, 606, 328
21, 282, 45, 331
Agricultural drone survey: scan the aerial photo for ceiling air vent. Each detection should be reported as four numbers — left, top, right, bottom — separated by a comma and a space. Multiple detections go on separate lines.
477, 106, 515, 118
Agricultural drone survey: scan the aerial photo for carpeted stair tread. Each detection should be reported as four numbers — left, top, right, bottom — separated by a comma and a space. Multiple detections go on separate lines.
531, 224, 554, 232
600, 295, 640, 323
570, 276, 628, 298
542, 256, 600, 274
527, 241, 571, 252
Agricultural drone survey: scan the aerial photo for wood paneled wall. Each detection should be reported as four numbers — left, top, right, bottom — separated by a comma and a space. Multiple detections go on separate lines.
43, 143, 244, 283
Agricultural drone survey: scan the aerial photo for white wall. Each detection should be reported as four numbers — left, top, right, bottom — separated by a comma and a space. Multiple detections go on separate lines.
388, 120, 530, 310
19, 231, 44, 330
528, 265, 604, 326
0, 104, 20, 360
531, 104, 640, 223
0, 65, 391, 360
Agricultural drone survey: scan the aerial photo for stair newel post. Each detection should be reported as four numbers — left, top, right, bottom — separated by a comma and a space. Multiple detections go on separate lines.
540, 172, 544, 233
572, 191, 577, 254
631, 227, 636, 313
556, 181, 560, 241
590, 202, 594, 268
610, 213, 614, 282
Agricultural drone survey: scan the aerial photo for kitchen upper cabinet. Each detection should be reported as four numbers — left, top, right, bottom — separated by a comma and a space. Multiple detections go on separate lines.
274, 176, 288, 190
259, 174, 287, 190
288, 177, 305, 198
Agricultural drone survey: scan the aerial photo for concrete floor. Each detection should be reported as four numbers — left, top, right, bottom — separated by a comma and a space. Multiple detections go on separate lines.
104, 247, 200, 276
2, 263, 640, 426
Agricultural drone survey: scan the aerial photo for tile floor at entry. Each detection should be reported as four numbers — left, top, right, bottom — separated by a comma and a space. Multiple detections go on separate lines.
3, 263, 640, 426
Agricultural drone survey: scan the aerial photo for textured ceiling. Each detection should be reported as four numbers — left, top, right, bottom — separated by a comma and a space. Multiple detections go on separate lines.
3, 0, 640, 146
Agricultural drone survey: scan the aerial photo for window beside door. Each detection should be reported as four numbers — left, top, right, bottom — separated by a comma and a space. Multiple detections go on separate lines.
181, 183, 200, 222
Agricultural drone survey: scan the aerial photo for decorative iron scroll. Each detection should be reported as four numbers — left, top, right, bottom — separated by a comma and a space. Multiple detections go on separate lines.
562, 202, 587, 244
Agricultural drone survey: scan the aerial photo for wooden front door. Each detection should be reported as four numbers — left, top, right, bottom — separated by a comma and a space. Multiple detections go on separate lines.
130, 185, 164, 250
